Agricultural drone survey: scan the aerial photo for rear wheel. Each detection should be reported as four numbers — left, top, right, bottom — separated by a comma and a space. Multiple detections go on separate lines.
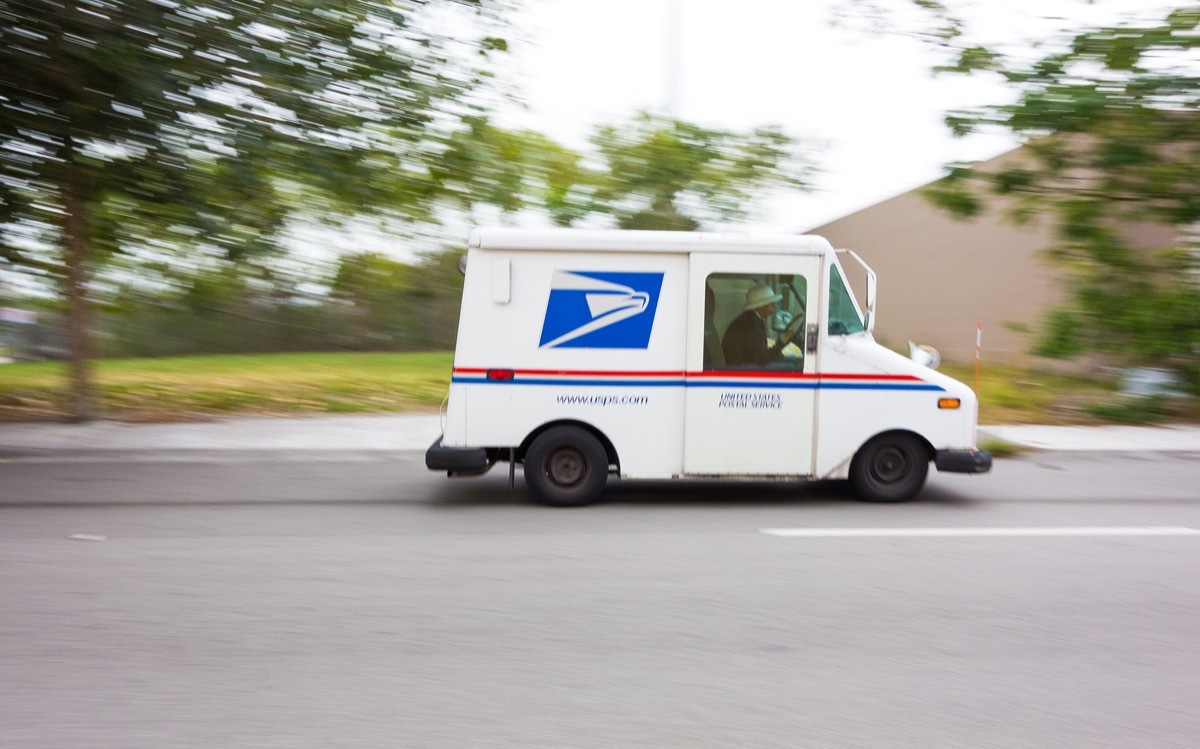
850, 433, 929, 503
524, 427, 609, 507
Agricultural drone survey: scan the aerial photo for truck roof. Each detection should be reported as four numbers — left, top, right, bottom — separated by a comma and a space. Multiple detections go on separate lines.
470, 228, 835, 255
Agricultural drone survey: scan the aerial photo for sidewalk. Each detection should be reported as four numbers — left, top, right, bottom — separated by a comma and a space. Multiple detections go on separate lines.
979, 424, 1200, 452
0, 414, 445, 454
1, 413, 1200, 454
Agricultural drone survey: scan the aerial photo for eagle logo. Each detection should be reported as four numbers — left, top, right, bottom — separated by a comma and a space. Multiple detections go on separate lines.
538, 271, 664, 349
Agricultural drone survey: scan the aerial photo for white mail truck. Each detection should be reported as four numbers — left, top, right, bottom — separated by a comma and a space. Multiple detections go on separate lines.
426, 228, 991, 506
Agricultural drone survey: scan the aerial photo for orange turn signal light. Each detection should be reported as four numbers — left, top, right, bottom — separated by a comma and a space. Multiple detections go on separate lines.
938, 398, 961, 410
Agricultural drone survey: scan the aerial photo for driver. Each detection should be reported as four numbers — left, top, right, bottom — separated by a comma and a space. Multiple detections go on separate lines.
722, 284, 799, 367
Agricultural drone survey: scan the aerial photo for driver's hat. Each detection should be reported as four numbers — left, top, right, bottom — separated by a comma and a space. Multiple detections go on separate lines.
743, 285, 783, 312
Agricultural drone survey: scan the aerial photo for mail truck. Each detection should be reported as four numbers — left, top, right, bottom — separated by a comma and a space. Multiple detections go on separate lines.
426, 228, 991, 506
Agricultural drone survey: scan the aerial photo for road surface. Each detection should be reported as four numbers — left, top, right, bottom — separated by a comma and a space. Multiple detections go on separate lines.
3, 450, 1199, 748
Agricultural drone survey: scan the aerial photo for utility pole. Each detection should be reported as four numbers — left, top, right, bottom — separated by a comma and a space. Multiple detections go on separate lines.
665, 0, 681, 117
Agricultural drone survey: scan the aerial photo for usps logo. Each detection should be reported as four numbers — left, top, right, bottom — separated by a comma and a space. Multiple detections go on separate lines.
539, 271, 664, 349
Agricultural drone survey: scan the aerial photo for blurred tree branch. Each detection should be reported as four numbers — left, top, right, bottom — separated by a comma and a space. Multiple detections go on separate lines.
434, 111, 819, 231
851, 1, 1200, 388
0, 0, 511, 419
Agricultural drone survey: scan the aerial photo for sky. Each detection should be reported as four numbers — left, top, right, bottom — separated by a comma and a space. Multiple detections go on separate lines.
495, 0, 1180, 233
497, 0, 1019, 232
285, 0, 1184, 263
2, 0, 1181, 302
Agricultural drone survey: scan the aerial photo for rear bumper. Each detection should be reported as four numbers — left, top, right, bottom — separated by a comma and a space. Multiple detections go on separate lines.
425, 436, 491, 474
935, 448, 993, 474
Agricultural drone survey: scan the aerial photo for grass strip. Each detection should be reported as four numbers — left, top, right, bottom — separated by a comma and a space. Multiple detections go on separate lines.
0, 351, 454, 422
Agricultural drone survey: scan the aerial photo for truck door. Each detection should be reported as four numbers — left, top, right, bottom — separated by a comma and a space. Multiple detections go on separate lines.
683, 253, 822, 476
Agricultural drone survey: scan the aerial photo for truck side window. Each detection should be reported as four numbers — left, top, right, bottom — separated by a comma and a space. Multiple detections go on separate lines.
704, 273, 806, 370
828, 265, 866, 336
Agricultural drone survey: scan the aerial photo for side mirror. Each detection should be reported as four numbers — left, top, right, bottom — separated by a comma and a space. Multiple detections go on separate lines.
838, 248, 877, 334
909, 341, 941, 370
864, 271, 877, 333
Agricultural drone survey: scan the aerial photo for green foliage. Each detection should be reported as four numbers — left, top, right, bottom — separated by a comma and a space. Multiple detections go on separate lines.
934, 44, 1001, 75
0, 352, 455, 421
409, 247, 469, 350
992, 168, 1037, 195
939, 360, 1123, 425
1032, 307, 1085, 360
98, 245, 466, 358
1030, 247, 1200, 369
438, 111, 818, 231
911, 3, 1200, 381
104, 263, 337, 357
326, 249, 464, 351
0, 0, 509, 417
435, 116, 537, 215
1, 0, 507, 261
1085, 397, 1178, 425
586, 112, 815, 230
920, 167, 981, 218
333, 253, 414, 305
977, 438, 1025, 458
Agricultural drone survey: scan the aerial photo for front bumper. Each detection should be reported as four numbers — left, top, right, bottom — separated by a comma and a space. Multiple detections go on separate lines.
425, 436, 492, 474
935, 448, 993, 474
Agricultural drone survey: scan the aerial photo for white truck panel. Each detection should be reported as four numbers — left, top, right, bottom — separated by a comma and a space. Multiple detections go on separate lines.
451, 248, 688, 372
815, 338, 979, 478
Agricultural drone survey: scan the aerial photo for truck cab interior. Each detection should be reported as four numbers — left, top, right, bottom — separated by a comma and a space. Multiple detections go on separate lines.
702, 272, 807, 371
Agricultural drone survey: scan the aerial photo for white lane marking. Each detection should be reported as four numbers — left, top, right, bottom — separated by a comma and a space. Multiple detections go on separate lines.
760, 526, 1200, 538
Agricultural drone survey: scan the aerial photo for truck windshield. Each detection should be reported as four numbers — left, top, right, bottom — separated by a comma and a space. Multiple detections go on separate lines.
828, 265, 866, 336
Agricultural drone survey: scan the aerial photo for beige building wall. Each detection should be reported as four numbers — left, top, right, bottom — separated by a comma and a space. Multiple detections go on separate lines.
805, 142, 1188, 366
808, 149, 1065, 365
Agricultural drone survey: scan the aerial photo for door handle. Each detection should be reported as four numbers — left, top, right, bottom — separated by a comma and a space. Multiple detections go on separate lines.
805, 323, 819, 354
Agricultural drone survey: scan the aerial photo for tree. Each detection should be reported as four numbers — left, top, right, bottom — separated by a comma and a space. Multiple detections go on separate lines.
330, 251, 420, 349
905, 3, 1200, 389
430, 111, 817, 231
580, 112, 815, 230
0, 0, 509, 419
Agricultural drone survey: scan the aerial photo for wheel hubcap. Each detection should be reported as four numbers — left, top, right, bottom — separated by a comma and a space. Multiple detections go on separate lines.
871, 446, 910, 484
547, 447, 587, 487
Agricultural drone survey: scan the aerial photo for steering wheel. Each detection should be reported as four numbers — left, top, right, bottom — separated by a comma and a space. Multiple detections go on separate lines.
769, 314, 804, 362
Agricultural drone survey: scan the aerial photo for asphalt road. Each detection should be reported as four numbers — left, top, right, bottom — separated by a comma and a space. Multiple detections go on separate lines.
3, 451, 1200, 748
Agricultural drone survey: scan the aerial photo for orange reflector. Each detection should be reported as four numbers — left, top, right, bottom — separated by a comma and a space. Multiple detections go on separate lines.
938, 398, 961, 410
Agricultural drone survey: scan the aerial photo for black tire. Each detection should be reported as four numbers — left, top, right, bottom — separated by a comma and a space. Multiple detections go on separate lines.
849, 433, 930, 503
523, 426, 609, 507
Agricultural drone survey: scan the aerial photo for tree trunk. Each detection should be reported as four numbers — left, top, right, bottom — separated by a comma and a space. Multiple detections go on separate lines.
62, 152, 94, 422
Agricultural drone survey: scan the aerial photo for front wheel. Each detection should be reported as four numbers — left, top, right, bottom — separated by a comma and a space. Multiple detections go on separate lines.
523, 427, 609, 507
849, 433, 930, 503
